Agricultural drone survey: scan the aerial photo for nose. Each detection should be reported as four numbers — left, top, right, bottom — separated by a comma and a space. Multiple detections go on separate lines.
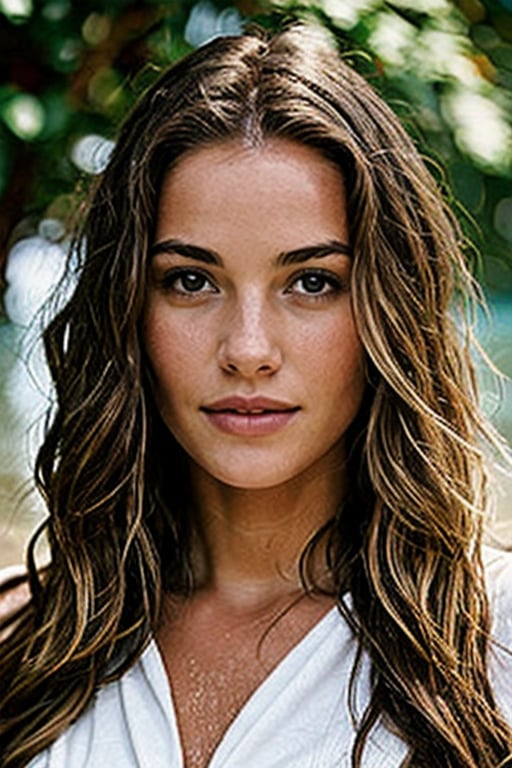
217, 293, 282, 378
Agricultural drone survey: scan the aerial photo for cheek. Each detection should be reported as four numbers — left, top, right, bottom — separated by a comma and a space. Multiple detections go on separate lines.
143, 309, 205, 381
143, 314, 189, 414
317, 324, 366, 428
301, 312, 364, 385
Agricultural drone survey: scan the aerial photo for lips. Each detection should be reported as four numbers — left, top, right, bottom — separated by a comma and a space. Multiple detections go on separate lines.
202, 395, 299, 414
201, 396, 300, 436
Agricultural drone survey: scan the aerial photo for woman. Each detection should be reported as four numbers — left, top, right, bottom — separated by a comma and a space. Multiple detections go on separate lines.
1, 22, 511, 768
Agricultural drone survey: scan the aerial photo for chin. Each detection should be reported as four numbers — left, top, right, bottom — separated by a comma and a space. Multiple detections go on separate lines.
197, 458, 305, 491
217, 470, 293, 491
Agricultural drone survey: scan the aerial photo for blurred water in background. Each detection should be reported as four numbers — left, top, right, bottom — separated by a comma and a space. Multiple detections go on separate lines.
0, 241, 512, 569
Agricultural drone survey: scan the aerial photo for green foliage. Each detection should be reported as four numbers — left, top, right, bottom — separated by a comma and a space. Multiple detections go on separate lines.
269, 0, 512, 290
0, 0, 511, 291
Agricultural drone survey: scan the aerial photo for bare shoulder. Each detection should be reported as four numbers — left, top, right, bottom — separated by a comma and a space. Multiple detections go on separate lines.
0, 565, 31, 622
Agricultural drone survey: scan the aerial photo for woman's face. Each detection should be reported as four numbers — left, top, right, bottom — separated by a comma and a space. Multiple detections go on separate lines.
143, 138, 366, 490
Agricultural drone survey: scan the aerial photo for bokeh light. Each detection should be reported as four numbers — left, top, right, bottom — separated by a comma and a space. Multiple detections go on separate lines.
442, 89, 512, 169
184, 0, 243, 47
0, 0, 32, 22
82, 12, 111, 46
4, 234, 67, 327
71, 134, 114, 174
2, 94, 45, 141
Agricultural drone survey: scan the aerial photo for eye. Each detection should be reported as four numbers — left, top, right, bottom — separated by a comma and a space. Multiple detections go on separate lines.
286, 269, 345, 298
158, 268, 217, 295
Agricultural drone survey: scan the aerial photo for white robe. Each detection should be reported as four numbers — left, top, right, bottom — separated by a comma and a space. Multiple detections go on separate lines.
27, 548, 512, 768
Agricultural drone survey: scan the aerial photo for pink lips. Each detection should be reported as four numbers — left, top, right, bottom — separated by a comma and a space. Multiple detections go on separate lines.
201, 396, 300, 437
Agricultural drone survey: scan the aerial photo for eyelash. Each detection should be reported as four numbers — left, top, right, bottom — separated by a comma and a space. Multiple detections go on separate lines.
284, 268, 346, 300
156, 267, 347, 300
157, 267, 217, 295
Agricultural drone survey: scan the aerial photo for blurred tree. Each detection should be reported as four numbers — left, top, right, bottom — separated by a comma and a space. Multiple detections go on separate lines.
0, 0, 511, 298
263, 0, 512, 290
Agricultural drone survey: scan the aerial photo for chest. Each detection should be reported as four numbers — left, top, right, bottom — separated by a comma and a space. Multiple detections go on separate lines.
156, 597, 335, 768
164, 642, 272, 768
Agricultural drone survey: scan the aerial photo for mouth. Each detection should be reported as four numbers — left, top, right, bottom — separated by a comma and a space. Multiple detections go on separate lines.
202, 407, 299, 415
200, 397, 300, 436
201, 396, 300, 415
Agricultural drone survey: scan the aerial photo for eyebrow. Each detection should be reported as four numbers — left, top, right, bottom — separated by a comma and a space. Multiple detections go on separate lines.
149, 238, 352, 267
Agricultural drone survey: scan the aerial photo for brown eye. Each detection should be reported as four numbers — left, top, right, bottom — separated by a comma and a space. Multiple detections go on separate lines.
298, 274, 328, 293
160, 268, 218, 295
178, 272, 209, 292
287, 269, 344, 298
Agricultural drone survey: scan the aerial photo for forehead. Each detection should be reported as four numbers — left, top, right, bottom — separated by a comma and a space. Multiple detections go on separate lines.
154, 138, 349, 251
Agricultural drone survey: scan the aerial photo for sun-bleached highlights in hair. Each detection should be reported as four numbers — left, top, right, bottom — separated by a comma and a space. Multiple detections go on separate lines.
1, 23, 511, 767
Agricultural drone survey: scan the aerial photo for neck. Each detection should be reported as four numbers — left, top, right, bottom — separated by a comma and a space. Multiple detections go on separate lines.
187, 456, 345, 609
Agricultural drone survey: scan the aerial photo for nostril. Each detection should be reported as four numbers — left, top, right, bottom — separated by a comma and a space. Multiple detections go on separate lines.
216, 326, 283, 377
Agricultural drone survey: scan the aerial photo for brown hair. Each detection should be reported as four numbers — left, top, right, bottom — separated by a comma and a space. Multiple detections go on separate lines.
1, 23, 511, 767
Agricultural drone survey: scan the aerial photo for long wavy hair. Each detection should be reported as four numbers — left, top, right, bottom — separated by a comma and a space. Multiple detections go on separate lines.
1, 23, 511, 767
